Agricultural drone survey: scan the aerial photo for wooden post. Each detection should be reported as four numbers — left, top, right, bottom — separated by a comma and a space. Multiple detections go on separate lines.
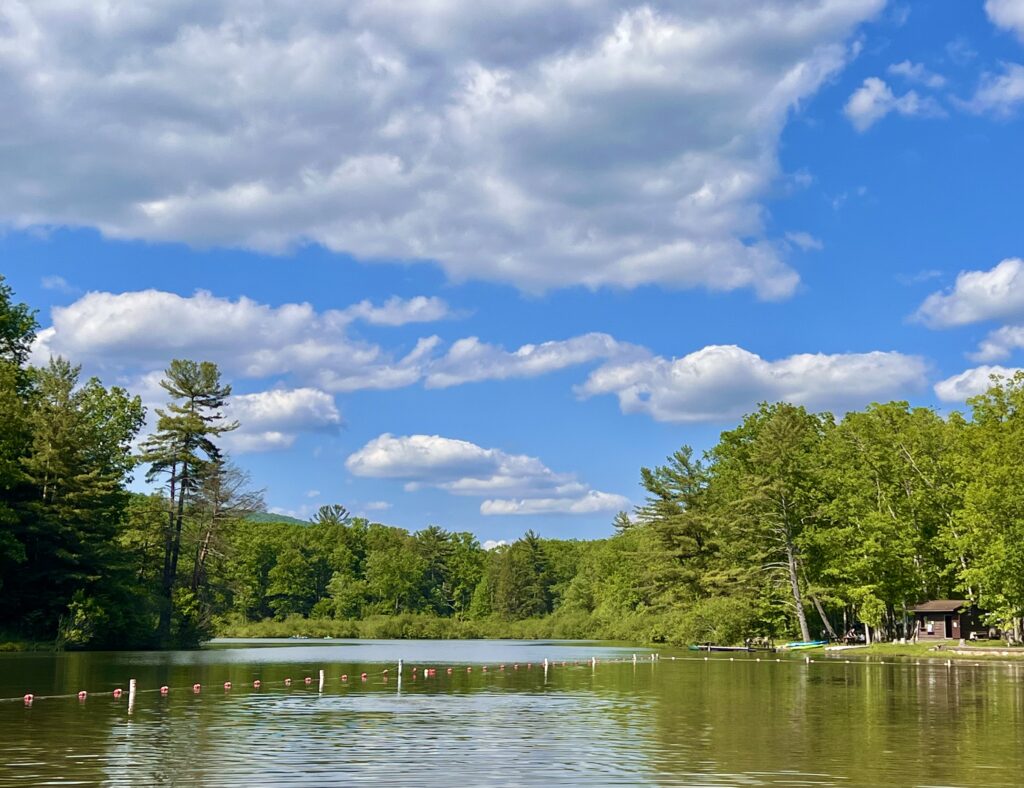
128, 678, 137, 715
318, 669, 325, 693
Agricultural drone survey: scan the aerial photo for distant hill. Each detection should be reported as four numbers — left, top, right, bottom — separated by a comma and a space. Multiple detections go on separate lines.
247, 512, 309, 526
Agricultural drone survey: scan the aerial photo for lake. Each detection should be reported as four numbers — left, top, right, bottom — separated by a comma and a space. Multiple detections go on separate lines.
1, 639, 1022, 787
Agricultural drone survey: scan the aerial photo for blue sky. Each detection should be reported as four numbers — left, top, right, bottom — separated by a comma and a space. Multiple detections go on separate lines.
3, 0, 1024, 543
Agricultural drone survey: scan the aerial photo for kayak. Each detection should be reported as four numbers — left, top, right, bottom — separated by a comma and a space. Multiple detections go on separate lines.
781, 640, 827, 650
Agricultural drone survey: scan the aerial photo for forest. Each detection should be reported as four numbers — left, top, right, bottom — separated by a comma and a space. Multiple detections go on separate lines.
3, 274, 1024, 649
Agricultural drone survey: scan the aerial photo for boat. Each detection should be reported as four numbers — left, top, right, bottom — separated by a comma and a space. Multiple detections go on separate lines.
780, 640, 827, 650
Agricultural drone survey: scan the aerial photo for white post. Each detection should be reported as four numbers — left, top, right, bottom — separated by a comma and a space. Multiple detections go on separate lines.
591, 656, 596, 670
632, 653, 637, 665
543, 657, 549, 679
128, 678, 137, 715
319, 669, 325, 693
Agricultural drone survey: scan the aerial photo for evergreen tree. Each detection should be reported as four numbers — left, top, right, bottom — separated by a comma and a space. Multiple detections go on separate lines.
140, 360, 237, 645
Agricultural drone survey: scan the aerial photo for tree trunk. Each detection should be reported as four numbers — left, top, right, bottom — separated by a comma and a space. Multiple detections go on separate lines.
191, 520, 214, 592
810, 593, 839, 640
158, 462, 178, 643
785, 541, 811, 641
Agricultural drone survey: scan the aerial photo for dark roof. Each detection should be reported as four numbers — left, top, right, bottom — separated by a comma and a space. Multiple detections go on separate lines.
910, 599, 968, 613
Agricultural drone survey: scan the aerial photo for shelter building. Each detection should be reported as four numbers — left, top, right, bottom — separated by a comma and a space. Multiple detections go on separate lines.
910, 600, 983, 641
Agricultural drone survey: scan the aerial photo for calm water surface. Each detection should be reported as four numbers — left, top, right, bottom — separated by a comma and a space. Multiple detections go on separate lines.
1, 639, 1022, 787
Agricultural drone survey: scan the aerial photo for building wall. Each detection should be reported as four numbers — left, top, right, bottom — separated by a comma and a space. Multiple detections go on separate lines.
916, 613, 957, 639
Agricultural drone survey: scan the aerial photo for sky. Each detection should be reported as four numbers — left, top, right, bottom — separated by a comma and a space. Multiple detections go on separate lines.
3, 0, 1024, 544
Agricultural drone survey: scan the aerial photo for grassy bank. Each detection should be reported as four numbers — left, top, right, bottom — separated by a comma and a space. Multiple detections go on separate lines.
820, 642, 1024, 661
0, 635, 53, 652
214, 611, 689, 643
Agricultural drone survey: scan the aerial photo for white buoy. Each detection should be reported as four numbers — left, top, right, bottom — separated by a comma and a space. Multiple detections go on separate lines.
398, 659, 404, 675
128, 678, 137, 715
319, 669, 325, 693
591, 656, 596, 670
632, 653, 637, 665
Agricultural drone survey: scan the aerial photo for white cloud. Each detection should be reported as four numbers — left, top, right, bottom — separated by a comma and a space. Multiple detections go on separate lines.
341, 296, 451, 326
914, 259, 1024, 328
223, 388, 341, 453
960, 63, 1024, 117
887, 60, 946, 89
843, 77, 944, 131
40, 275, 76, 293
425, 333, 642, 388
784, 231, 824, 252
578, 345, 928, 422
481, 491, 629, 516
987, 0, 1024, 42
30, 289, 444, 392
482, 539, 510, 550
346, 433, 625, 515
305, 489, 321, 498
972, 325, 1024, 361
934, 365, 1022, 401
363, 500, 392, 511
0, 0, 885, 297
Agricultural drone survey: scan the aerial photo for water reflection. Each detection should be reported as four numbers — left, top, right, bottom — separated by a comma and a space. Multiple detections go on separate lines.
1, 643, 1022, 787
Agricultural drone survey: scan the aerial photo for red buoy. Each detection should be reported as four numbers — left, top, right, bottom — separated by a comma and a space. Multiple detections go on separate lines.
446, 667, 453, 674
253, 680, 261, 689
341, 674, 348, 681
360, 673, 368, 681
23, 694, 33, 704
78, 690, 87, 700
193, 684, 201, 693
160, 686, 169, 695
284, 678, 292, 686
224, 682, 232, 690
304, 676, 312, 685
113, 688, 123, 698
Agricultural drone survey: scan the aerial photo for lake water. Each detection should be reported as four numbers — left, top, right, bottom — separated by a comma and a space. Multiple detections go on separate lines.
1, 639, 1023, 787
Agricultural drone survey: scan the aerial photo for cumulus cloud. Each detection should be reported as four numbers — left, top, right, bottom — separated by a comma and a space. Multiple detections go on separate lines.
934, 365, 1022, 401
340, 296, 451, 326
972, 325, 1024, 361
578, 345, 928, 422
482, 539, 510, 550
481, 491, 629, 516
887, 60, 946, 89
31, 289, 446, 392
987, 0, 1024, 41
0, 0, 885, 297
914, 259, 1024, 328
346, 433, 626, 515
843, 77, 944, 131
223, 388, 342, 452
960, 63, 1024, 117
425, 333, 643, 388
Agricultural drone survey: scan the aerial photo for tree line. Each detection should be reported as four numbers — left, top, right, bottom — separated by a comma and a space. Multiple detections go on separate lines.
3, 274, 1024, 648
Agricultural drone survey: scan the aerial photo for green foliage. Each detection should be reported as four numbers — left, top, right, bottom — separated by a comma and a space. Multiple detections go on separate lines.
8, 278, 1024, 648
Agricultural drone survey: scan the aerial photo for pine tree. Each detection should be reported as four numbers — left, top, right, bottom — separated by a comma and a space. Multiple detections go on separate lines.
140, 360, 237, 645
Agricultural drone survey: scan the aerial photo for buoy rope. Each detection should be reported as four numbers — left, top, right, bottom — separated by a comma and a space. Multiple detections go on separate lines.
1, 653, 1006, 705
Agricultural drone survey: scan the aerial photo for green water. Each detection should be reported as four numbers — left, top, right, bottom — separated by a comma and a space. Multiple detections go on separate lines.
1, 639, 1022, 786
